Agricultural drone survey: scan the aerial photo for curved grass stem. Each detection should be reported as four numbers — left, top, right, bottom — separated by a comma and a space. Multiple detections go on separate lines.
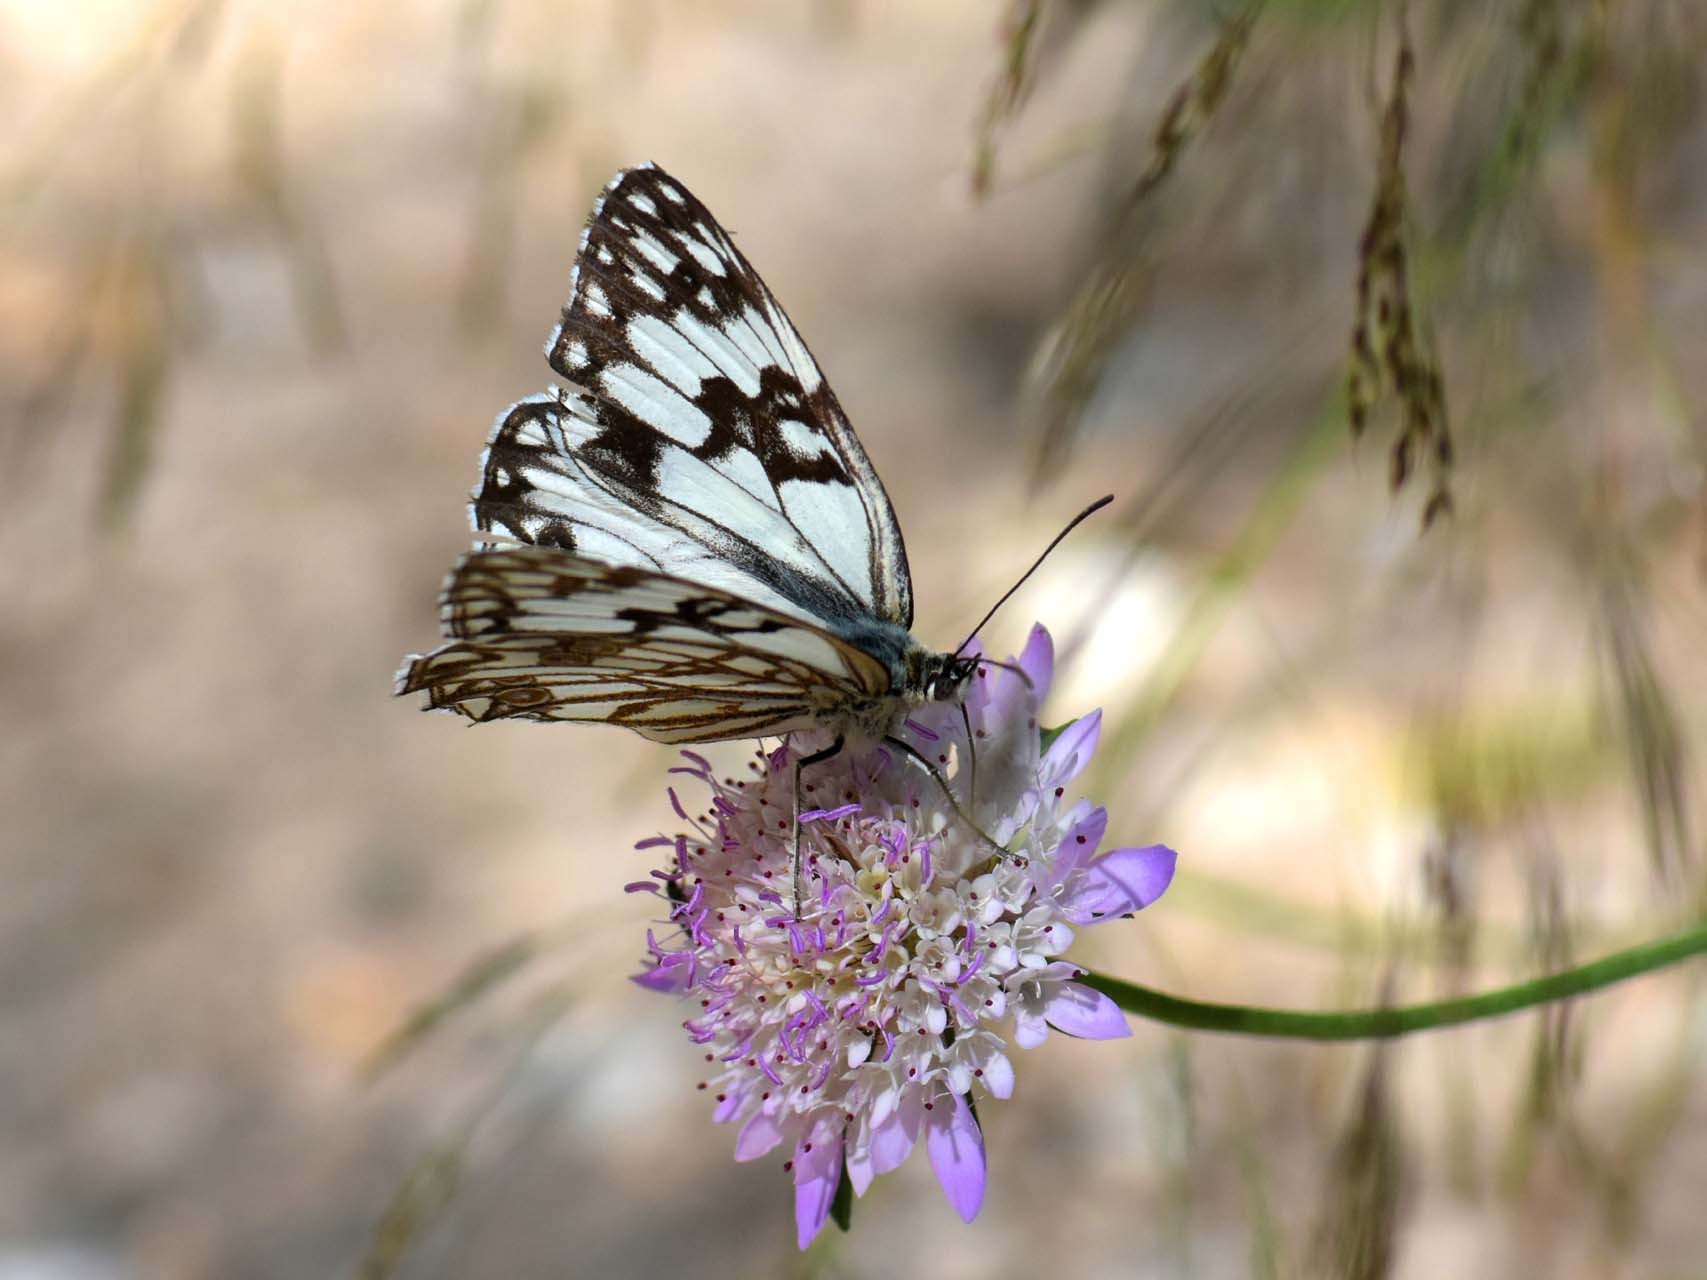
1082, 924, 1707, 1041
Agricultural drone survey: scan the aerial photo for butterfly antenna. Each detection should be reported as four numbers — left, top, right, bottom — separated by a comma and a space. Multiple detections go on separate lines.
953, 494, 1114, 656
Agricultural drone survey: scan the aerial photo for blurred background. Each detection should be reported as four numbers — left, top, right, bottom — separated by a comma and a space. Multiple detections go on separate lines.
3, 1, 1705, 1276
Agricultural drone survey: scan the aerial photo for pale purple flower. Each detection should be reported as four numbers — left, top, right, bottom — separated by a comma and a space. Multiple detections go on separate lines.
629, 625, 1176, 1248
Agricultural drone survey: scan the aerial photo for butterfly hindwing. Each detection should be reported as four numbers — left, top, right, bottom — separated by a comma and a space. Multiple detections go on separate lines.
475, 163, 914, 633
398, 547, 893, 742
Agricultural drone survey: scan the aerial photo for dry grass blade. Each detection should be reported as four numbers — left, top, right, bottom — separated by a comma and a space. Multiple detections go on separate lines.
3, 302, 93, 473
1597, 979, 1704, 1244
1596, 569, 1694, 882
1501, 0, 1576, 168
1310, 1045, 1406, 1280
1430, 0, 1579, 252
1030, 3, 1261, 483
232, 39, 347, 356
1345, 6, 1453, 530
358, 979, 578, 1279
360, 932, 543, 1081
1522, 858, 1580, 1121
1499, 856, 1583, 1191
358, 1145, 462, 1280
970, 0, 1046, 199
1420, 823, 1478, 983
457, 79, 561, 333
95, 241, 172, 533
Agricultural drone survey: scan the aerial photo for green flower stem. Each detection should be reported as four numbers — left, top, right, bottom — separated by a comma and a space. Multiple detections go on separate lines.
1081, 923, 1707, 1041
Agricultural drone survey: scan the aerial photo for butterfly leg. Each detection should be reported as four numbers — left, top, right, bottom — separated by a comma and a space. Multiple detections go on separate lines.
958, 701, 978, 811
881, 734, 1022, 868
791, 735, 846, 918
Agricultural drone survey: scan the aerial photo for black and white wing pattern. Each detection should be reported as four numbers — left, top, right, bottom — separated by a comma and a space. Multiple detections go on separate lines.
399, 164, 950, 741
401, 549, 892, 741
479, 162, 913, 631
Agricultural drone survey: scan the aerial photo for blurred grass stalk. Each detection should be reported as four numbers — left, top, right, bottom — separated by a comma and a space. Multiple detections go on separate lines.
233, 35, 348, 357
1024, 1, 1262, 486
97, 240, 173, 532
974, 0, 1706, 970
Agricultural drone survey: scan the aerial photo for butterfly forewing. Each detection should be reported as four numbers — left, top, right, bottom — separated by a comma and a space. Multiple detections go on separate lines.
478, 391, 895, 630
479, 163, 913, 631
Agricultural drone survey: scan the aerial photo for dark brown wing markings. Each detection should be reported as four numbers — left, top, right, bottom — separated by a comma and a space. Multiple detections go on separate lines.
504, 163, 913, 628
397, 546, 893, 740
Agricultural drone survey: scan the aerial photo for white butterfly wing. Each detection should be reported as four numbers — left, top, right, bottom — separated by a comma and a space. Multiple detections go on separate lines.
475, 394, 849, 626
475, 163, 914, 634
397, 548, 891, 741
401, 165, 935, 741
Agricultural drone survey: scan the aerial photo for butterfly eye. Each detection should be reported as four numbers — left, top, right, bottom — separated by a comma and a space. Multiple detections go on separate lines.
929, 661, 973, 702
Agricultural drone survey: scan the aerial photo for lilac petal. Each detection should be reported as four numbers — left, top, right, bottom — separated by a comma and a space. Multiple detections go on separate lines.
925, 1093, 986, 1223
1012, 1003, 1050, 1049
1067, 844, 1178, 923
873, 1090, 923, 1172
713, 1089, 745, 1123
957, 637, 991, 718
1041, 709, 1102, 784
735, 1109, 783, 1162
844, 1148, 874, 1198
972, 630, 1044, 732
1009, 962, 1087, 1046
979, 1049, 1015, 1099
1042, 980, 1132, 1041
630, 953, 694, 993
845, 1152, 874, 1198
792, 1115, 844, 1250
1049, 805, 1108, 879
849, 1107, 918, 1195
794, 1174, 836, 1251
1017, 624, 1054, 705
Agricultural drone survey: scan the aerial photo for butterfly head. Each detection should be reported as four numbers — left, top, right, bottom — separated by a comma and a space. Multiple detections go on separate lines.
916, 649, 980, 707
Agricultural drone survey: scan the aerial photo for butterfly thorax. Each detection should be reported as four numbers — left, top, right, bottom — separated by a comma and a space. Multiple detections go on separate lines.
803, 620, 976, 742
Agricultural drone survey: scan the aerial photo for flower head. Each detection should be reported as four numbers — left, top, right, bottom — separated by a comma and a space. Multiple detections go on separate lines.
629, 625, 1176, 1248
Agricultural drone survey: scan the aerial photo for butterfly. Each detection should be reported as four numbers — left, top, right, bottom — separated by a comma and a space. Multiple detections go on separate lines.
397, 163, 985, 759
